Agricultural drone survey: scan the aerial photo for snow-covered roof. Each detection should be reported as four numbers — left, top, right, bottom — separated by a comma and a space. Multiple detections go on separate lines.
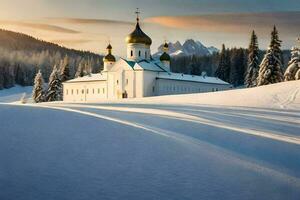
135, 60, 166, 72
65, 73, 107, 83
157, 72, 230, 85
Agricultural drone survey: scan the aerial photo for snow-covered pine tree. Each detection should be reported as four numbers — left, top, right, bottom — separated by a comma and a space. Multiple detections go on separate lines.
60, 55, 70, 82
245, 30, 260, 87
32, 70, 45, 103
75, 59, 85, 78
215, 44, 230, 82
284, 47, 300, 81
46, 65, 62, 102
257, 26, 284, 86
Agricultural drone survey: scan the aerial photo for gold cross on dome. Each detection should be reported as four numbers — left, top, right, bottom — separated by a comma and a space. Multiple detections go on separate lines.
135, 8, 140, 21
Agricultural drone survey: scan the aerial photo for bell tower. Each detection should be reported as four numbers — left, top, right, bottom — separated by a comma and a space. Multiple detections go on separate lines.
103, 43, 116, 72
125, 8, 152, 62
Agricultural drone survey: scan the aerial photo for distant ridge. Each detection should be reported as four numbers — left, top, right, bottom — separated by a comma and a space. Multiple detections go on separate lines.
154, 39, 219, 58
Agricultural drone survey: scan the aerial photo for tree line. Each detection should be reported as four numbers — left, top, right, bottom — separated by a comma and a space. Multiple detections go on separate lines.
0, 29, 103, 90
215, 26, 299, 87
170, 28, 292, 87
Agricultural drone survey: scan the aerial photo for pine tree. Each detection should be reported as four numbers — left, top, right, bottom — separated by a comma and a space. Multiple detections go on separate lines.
46, 65, 62, 102
32, 70, 45, 103
245, 30, 260, 87
284, 47, 300, 81
257, 26, 284, 86
75, 60, 85, 78
215, 44, 230, 82
60, 55, 70, 82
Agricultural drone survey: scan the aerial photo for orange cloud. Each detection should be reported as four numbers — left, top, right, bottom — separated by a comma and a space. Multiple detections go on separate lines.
145, 11, 300, 36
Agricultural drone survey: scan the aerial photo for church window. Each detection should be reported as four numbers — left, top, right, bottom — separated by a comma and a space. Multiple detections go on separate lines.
126, 79, 128, 85
117, 80, 119, 85
86, 89, 89, 94
66, 89, 68, 95
71, 89, 73, 95
145, 51, 147, 58
98, 89, 100, 94
93, 89, 94, 94
77, 89, 79, 94
139, 51, 141, 57
82, 89, 84, 94
103, 88, 105, 93
131, 50, 133, 57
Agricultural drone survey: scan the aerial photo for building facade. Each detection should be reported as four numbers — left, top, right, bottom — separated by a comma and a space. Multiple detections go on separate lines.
63, 14, 231, 103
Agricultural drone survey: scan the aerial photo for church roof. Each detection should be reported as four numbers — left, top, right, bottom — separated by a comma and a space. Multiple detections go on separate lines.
157, 72, 230, 85
65, 73, 107, 83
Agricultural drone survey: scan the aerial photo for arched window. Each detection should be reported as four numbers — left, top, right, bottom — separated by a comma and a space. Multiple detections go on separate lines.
145, 51, 147, 58
131, 50, 133, 57
139, 51, 141, 57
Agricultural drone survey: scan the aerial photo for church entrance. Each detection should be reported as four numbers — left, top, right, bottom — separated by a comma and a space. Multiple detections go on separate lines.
122, 91, 128, 99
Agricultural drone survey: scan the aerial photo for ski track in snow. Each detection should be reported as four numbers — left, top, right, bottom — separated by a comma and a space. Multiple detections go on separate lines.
8, 102, 300, 188
1, 101, 300, 199
38, 103, 300, 146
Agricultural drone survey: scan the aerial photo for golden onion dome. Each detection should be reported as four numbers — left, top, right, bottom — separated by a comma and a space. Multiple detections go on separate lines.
103, 44, 116, 62
103, 54, 116, 62
126, 22, 152, 46
160, 52, 171, 61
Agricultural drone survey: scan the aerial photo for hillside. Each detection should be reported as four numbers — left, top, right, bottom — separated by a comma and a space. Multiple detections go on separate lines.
0, 79, 299, 200
0, 29, 103, 89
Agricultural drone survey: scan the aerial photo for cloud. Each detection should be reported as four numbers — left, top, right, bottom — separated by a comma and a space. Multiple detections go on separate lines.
0, 20, 80, 33
46, 18, 134, 26
145, 11, 300, 36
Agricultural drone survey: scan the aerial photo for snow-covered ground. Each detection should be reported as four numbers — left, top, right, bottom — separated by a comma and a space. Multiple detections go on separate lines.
0, 85, 32, 103
0, 81, 299, 200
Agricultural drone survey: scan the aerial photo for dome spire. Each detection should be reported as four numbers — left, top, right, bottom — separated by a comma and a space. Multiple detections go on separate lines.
125, 9, 152, 45
135, 8, 140, 23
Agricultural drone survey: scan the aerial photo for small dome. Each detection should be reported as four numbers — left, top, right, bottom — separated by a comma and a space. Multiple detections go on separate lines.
103, 54, 116, 62
126, 22, 152, 45
160, 52, 170, 61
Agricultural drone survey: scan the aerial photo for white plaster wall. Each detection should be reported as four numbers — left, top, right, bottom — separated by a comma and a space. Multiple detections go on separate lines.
143, 71, 158, 97
127, 43, 151, 61
155, 79, 231, 96
134, 70, 144, 98
63, 81, 107, 102
161, 61, 170, 72
103, 61, 114, 72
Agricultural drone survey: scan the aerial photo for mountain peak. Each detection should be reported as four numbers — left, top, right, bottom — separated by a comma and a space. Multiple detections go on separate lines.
155, 39, 218, 58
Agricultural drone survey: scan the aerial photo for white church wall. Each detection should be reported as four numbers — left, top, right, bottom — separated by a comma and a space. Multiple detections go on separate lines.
143, 71, 158, 97
155, 79, 231, 96
63, 81, 107, 102
127, 43, 151, 61
134, 70, 144, 98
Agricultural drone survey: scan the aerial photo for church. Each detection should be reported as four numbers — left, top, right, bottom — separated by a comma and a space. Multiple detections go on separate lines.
63, 12, 231, 102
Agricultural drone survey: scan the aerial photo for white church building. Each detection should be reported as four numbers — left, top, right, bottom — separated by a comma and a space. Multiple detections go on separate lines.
63, 13, 231, 102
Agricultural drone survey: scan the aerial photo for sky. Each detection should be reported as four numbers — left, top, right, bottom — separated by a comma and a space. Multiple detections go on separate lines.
0, 0, 300, 56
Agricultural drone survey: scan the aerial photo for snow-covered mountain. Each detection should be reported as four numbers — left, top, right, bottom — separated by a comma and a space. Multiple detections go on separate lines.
154, 39, 219, 58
